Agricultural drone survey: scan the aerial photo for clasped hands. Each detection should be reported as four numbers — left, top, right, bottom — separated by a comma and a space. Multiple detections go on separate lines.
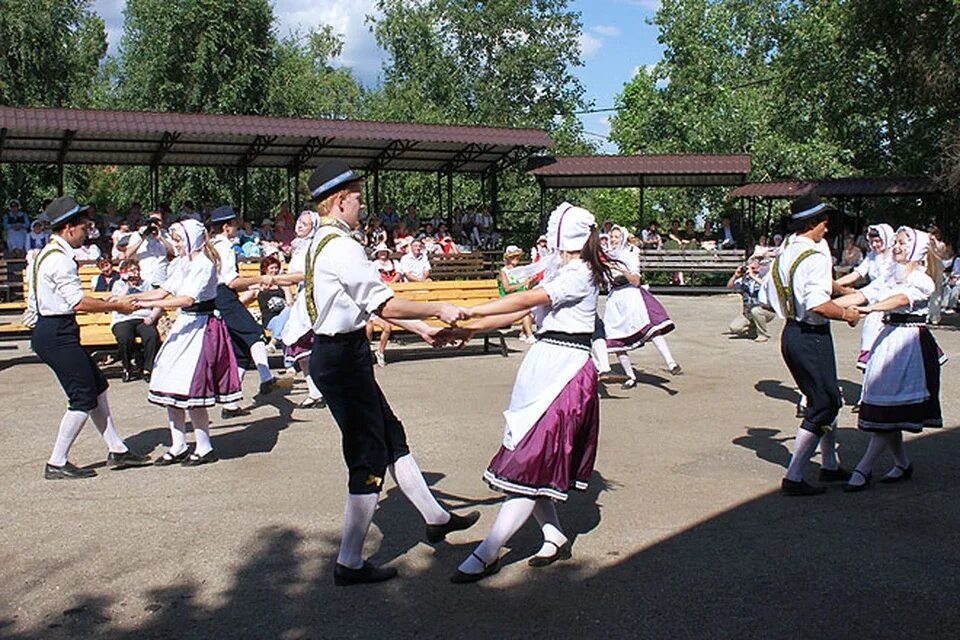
423, 304, 479, 348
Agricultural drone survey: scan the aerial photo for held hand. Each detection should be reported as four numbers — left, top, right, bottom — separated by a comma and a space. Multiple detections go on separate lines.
433, 326, 474, 349
437, 303, 463, 325
143, 314, 154, 326
114, 299, 138, 315
853, 305, 873, 315
843, 307, 862, 327
456, 306, 476, 321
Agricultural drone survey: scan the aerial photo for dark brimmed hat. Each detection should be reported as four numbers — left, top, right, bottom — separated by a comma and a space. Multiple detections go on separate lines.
790, 193, 836, 223
209, 205, 238, 224
45, 196, 90, 227
308, 160, 364, 202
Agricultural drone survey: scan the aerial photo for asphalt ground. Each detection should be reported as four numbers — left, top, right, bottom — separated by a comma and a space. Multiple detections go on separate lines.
1, 294, 959, 639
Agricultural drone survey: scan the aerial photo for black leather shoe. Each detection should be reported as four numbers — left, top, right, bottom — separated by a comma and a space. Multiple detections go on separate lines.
154, 448, 191, 466
528, 540, 572, 567
450, 553, 501, 584
257, 378, 278, 397
880, 464, 914, 484
333, 561, 398, 586
221, 406, 251, 419
121, 369, 139, 383
668, 363, 683, 375
843, 469, 873, 493
621, 379, 637, 390
182, 450, 218, 467
426, 510, 481, 543
781, 478, 826, 496
818, 467, 852, 483
44, 462, 97, 480
106, 449, 151, 469
298, 397, 327, 409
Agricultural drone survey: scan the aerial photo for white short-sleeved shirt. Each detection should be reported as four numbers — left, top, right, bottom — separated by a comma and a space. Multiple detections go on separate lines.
127, 231, 169, 285
212, 236, 239, 285
853, 251, 893, 283
110, 279, 154, 325
399, 252, 431, 280
309, 227, 395, 336
610, 245, 641, 275
33, 235, 84, 316
160, 253, 219, 304
536, 259, 599, 334
861, 268, 934, 314
760, 234, 833, 324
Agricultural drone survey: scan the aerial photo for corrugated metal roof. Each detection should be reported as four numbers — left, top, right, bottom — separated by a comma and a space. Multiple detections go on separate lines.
0, 107, 553, 173
731, 177, 940, 199
527, 154, 752, 188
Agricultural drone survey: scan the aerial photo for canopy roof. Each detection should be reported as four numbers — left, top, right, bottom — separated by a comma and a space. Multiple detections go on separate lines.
731, 176, 940, 199
0, 107, 553, 174
527, 154, 752, 189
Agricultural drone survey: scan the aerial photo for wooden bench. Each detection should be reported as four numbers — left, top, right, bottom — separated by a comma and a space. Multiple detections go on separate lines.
0, 258, 26, 303
427, 253, 498, 280
637, 249, 746, 273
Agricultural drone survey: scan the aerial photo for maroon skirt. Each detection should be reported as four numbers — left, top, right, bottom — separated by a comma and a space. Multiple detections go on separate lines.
483, 359, 600, 501
284, 330, 314, 363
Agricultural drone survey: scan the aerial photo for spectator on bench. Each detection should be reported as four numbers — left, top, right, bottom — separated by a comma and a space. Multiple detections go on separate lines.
93, 257, 121, 292
400, 239, 431, 281
641, 222, 662, 250
110, 259, 161, 382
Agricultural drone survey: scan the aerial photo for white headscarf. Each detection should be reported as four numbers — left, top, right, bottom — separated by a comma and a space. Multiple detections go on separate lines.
896, 226, 930, 264
546, 202, 596, 253
171, 219, 206, 257
867, 223, 896, 253
605, 225, 630, 261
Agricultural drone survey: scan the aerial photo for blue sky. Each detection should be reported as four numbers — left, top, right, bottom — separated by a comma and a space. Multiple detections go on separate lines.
91, 0, 664, 152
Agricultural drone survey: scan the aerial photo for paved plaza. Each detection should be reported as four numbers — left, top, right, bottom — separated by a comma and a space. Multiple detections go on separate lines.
2, 294, 959, 639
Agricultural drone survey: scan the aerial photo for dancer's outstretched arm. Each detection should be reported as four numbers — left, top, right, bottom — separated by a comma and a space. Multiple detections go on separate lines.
855, 293, 910, 314
460, 288, 550, 319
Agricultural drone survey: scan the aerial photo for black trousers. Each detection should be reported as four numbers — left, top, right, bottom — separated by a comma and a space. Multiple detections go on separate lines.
780, 320, 842, 435
215, 284, 265, 371
32, 315, 108, 412
309, 329, 410, 494
111, 319, 160, 372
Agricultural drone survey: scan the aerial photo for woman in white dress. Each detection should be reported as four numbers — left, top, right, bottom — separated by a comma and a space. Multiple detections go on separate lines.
449, 203, 610, 583
125, 219, 242, 466
835, 227, 946, 490
603, 225, 680, 387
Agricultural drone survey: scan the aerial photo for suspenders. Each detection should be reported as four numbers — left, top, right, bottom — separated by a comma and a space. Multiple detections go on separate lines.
24, 246, 65, 327
771, 248, 818, 320
304, 231, 346, 325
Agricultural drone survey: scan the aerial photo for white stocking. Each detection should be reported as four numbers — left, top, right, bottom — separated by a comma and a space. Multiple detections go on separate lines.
249, 342, 273, 383
188, 408, 212, 457
785, 428, 820, 482
88, 391, 128, 453
849, 433, 888, 486
166, 407, 188, 455
532, 499, 567, 557
617, 354, 636, 380
818, 422, 838, 471
300, 359, 323, 399
388, 454, 448, 525
884, 432, 911, 478
49, 410, 88, 466
458, 497, 535, 574
651, 335, 676, 367
337, 493, 379, 569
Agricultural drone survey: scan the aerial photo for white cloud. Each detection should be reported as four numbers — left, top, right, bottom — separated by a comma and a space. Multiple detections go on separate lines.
91, 0, 125, 54
579, 32, 603, 59
622, 0, 662, 11
590, 25, 621, 38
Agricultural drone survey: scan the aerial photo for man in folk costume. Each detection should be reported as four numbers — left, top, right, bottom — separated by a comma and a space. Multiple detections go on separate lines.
30, 196, 151, 479
303, 160, 479, 586
760, 193, 859, 496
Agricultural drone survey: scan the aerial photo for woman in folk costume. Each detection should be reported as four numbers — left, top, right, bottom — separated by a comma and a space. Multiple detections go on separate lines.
450, 203, 610, 583
603, 225, 681, 386
126, 219, 242, 466
835, 223, 897, 370
834, 227, 946, 491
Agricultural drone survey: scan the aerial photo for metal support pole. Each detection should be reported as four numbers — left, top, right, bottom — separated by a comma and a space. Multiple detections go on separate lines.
446, 171, 454, 221
242, 167, 249, 219
373, 169, 380, 217
437, 172, 445, 224
489, 168, 499, 230
57, 162, 65, 196
638, 186, 645, 230
538, 182, 547, 232
150, 165, 159, 210
286, 168, 293, 212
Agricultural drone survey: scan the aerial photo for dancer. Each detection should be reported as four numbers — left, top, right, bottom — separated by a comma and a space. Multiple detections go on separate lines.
835, 223, 896, 370
125, 219, 242, 466
450, 202, 607, 583
760, 194, 859, 496
303, 160, 479, 586
834, 227, 945, 491
30, 196, 150, 479
208, 206, 279, 418
603, 225, 679, 387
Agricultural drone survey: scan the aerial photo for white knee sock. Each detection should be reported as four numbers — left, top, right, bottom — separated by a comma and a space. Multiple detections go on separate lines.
784, 429, 821, 482
458, 497, 535, 574
300, 360, 323, 399
188, 408, 213, 456
651, 335, 676, 367
884, 432, 911, 478
167, 407, 188, 455
249, 342, 273, 383
88, 391, 128, 453
223, 369, 245, 410
337, 493, 379, 569
388, 454, 448, 525
49, 410, 89, 466
533, 499, 567, 557
850, 433, 888, 486
617, 354, 636, 380
818, 424, 838, 471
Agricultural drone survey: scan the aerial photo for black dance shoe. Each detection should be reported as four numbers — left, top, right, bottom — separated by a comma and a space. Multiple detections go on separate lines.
121, 369, 138, 383
781, 478, 826, 496
154, 448, 191, 466
450, 553, 501, 584
257, 378, 278, 397
842, 469, 873, 493
298, 397, 327, 409
880, 464, 913, 484
106, 449, 151, 469
221, 406, 251, 419
668, 363, 683, 375
44, 462, 97, 480
818, 467, 853, 483
621, 379, 637, 390
182, 450, 218, 467
333, 561, 398, 586
425, 510, 481, 543
528, 540, 572, 567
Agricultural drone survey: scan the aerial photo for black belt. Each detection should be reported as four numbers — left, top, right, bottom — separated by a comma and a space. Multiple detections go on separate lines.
536, 330, 593, 350
884, 313, 926, 326
314, 329, 366, 343
183, 299, 216, 314
786, 319, 830, 334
